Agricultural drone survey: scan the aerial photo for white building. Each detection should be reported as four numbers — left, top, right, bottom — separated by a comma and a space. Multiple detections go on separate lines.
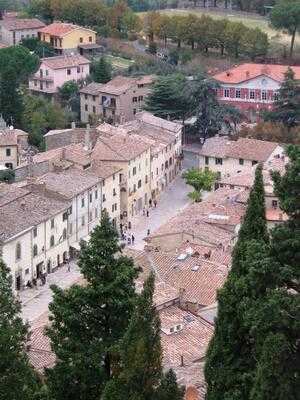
198, 137, 284, 180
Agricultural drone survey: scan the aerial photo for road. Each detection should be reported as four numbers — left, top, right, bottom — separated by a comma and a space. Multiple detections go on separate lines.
20, 175, 192, 324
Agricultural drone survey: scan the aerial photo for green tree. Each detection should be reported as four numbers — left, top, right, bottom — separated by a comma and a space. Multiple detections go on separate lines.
192, 75, 226, 141
205, 165, 270, 400
144, 73, 191, 122
148, 41, 158, 55
102, 273, 162, 400
58, 81, 80, 117
263, 67, 300, 131
0, 46, 39, 126
0, 259, 40, 400
157, 369, 185, 400
91, 57, 112, 84
271, 0, 300, 58
224, 21, 245, 58
182, 168, 217, 202
46, 212, 138, 400
241, 27, 269, 60
0, 168, 15, 183
21, 37, 56, 58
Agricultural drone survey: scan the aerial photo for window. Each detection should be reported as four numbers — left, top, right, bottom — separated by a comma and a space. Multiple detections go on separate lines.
81, 216, 85, 227
85, 104, 88, 111
95, 208, 98, 218
132, 97, 138, 103
252, 160, 258, 166
274, 92, 279, 101
25, 268, 30, 275
133, 108, 137, 115
272, 200, 278, 208
89, 211, 93, 221
215, 158, 223, 165
5, 162, 13, 169
103, 193, 106, 202
81, 198, 85, 208
95, 189, 98, 199
33, 227, 37, 237
138, 83, 144, 88
133, 184, 136, 192
89, 193, 92, 203
67, 69, 71, 75
133, 167, 137, 176
239, 158, 244, 165
110, 98, 116, 107
224, 88, 230, 98
138, 179, 142, 188
50, 235, 54, 248
77, 66, 80, 73
145, 175, 148, 184
250, 90, 255, 99
156, 168, 158, 176
16, 242, 21, 261
102, 179, 105, 187
205, 156, 209, 165
51, 219, 54, 229
113, 173, 115, 180
92, 95, 96, 102
262, 90, 267, 100
79, 37, 83, 43
113, 188, 116, 196
235, 89, 241, 98
89, 36, 92, 42
112, 204, 114, 212
5, 147, 11, 157
63, 228, 67, 240
138, 95, 143, 101
114, 203, 117, 211
85, 94, 88, 100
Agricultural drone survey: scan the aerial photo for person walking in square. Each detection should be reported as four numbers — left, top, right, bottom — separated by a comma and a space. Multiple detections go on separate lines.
131, 234, 135, 245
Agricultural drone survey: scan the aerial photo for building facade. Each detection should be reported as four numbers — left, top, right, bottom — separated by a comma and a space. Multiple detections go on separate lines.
213, 63, 300, 122
29, 55, 90, 95
198, 136, 283, 179
80, 75, 155, 124
0, 18, 45, 45
38, 22, 96, 54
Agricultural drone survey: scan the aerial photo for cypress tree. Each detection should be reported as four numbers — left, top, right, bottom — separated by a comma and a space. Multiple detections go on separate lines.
0, 259, 39, 400
102, 273, 184, 400
205, 165, 270, 400
46, 211, 138, 400
91, 57, 112, 84
157, 369, 185, 400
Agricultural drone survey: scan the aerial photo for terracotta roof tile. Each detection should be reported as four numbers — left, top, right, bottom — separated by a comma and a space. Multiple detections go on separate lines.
213, 63, 300, 84
41, 54, 90, 70
2, 18, 45, 31
39, 22, 95, 37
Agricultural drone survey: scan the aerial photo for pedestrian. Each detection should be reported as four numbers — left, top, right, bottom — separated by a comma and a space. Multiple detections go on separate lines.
67, 262, 71, 272
131, 234, 135, 245
146, 209, 149, 217
149, 198, 152, 208
154, 199, 157, 208
127, 237, 131, 245
120, 223, 123, 232
143, 208, 146, 216
147, 229, 150, 236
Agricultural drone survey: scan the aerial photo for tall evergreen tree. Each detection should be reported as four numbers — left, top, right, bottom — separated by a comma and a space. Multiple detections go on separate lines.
0, 259, 39, 400
144, 74, 192, 122
263, 68, 300, 131
205, 165, 270, 400
91, 57, 112, 84
102, 273, 183, 400
46, 212, 138, 400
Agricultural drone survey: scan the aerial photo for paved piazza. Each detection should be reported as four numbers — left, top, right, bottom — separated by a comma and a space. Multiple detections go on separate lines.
21, 175, 192, 324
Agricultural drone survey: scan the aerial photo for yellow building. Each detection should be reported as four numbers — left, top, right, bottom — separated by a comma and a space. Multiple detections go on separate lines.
38, 22, 97, 55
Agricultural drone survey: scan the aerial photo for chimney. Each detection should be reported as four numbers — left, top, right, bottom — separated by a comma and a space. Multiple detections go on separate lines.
180, 355, 184, 367
84, 124, 91, 150
71, 121, 76, 129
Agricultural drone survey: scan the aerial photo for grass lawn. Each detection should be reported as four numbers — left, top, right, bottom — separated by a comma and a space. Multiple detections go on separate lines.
105, 54, 135, 69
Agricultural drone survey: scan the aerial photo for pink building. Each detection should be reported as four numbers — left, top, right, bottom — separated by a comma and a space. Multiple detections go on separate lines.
213, 63, 300, 122
29, 55, 90, 95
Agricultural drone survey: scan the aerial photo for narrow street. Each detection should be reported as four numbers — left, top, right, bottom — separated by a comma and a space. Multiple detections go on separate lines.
20, 175, 192, 324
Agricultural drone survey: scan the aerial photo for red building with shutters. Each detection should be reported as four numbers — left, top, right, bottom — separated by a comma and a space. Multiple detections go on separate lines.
213, 63, 300, 122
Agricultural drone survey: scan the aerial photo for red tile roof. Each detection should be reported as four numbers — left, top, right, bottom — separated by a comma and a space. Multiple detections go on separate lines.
2, 18, 45, 31
41, 55, 90, 70
39, 22, 95, 37
213, 63, 300, 84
